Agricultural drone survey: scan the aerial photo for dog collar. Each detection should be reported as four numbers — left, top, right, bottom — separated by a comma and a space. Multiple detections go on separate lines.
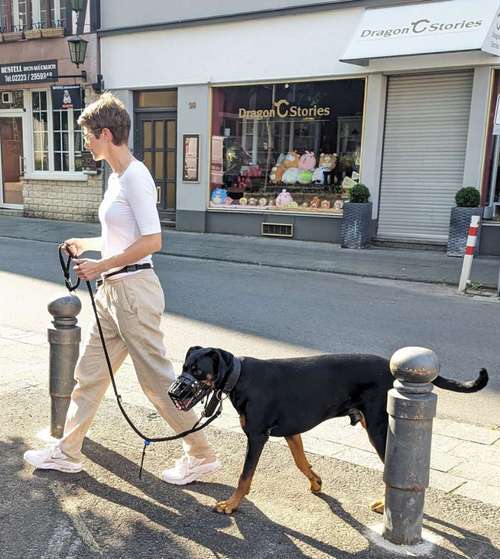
221, 357, 241, 394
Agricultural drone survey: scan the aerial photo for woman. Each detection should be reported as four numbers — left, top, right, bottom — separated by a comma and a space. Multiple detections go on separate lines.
24, 93, 221, 485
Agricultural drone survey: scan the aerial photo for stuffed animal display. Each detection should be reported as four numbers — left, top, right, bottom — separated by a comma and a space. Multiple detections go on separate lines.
275, 189, 294, 208
269, 151, 337, 186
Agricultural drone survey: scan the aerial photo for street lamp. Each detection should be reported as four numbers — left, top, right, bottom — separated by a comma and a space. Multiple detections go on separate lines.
67, 36, 88, 68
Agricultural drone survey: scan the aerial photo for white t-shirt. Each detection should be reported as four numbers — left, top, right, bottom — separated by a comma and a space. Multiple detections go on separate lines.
98, 159, 161, 276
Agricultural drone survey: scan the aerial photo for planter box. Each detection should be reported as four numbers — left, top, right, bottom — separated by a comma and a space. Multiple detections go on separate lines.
341, 201, 372, 249
2, 31, 23, 42
447, 206, 483, 257
41, 27, 64, 38
24, 28, 42, 39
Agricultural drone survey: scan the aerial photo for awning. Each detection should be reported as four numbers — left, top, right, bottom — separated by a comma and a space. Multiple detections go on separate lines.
341, 0, 500, 66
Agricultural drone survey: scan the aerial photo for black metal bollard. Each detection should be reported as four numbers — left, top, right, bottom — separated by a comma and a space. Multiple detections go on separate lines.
47, 295, 81, 438
383, 346, 438, 546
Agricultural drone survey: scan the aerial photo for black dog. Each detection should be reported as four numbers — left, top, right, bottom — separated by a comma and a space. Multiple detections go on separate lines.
179, 347, 488, 514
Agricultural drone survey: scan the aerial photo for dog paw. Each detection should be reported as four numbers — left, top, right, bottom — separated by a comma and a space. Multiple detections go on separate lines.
370, 499, 384, 514
309, 473, 322, 493
214, 499, 239, 514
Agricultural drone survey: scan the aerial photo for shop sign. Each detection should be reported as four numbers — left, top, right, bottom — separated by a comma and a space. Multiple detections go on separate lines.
51, 85, 83, 110
0, 60, 58, 85
238, 99, 331, 120
341, 0, 500, 65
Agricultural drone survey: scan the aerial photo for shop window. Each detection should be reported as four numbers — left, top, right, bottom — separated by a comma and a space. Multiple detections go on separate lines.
0, 90, 24, 109
137, 90, 177, 109
32, 90, 49, 171
0, 0, 12, 31
31, 90, 83, 173
210, 79, 365, 213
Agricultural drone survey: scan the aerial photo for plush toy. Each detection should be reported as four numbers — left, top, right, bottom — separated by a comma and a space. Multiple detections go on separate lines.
248, 197, 258, 206
239, 197, 248, 206
241, 165, 261, 178
312, 167, 327, 185
211, 188, 228, 205
342, 176, 356, 191
298, 151, 316, 170
309, 196, 321, 209
275, 189, 294, 208
283, 167, 299, 184
334, 200, 344, 211
224, 197, 233, 206
298, 169, 313, 185
276, 152, 286, 165
290, 201, 299, 209
321, 199, 331, 209
269, 164, 285, 184
258, 197, 268, 207
283, 151, 300, 168
319, 153, 337, 171
301, 202, 309, 208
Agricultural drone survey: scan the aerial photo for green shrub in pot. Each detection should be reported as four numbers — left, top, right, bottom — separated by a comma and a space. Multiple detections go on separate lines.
349, 183, 371, 203
455, 187, 480, 208
447, 187, 482, 257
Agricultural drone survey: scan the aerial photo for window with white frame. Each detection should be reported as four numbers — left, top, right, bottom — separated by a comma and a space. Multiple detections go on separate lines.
32, 90, 84, 173
5, 0, 74, 31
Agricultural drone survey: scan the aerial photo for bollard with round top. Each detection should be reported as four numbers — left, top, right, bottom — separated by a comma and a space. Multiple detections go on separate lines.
382, 346, 439, 546
47, 294, 81, 439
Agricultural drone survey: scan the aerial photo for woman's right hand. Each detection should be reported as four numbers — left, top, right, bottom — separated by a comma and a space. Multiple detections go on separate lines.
63, 238, 85, 257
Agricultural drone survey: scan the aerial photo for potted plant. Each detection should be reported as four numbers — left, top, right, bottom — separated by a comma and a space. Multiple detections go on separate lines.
447, 187, 483, 257
341, 183, 372, 248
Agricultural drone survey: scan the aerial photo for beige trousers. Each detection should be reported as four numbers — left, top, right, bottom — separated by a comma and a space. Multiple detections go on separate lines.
59, 269, 215, 464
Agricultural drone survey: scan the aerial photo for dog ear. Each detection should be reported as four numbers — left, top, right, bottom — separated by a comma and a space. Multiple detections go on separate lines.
212, 349, 235, 383
186, 346, 203, 359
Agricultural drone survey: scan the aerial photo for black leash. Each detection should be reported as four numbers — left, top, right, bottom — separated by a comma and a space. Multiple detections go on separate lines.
58, 244, 223, 477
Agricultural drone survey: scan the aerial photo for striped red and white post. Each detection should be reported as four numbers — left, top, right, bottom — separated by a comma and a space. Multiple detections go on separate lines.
458, 215, 481, 293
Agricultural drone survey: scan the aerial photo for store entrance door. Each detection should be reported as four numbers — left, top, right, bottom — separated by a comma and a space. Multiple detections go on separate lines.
0, 117, 24, 206
135, 113, 177, 225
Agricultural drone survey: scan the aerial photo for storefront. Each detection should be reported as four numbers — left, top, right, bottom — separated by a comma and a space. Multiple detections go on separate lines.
0, 0, 102, 222
209, 79, 365, 216
100, 0, 500, 252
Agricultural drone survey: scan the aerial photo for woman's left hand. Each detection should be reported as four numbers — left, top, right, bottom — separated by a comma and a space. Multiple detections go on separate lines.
73, 259, 106, 281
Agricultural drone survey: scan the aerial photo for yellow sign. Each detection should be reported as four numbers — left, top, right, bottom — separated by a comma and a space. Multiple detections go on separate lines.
238, 99, 331, 119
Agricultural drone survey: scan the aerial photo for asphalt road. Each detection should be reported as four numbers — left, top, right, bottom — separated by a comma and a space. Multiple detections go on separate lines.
0, 235, 499, 427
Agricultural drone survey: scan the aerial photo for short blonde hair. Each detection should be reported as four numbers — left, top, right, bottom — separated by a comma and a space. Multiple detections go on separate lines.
78, 92, 130, 146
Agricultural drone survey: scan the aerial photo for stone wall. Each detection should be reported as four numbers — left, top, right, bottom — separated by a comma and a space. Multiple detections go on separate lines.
23, 174, 103, 222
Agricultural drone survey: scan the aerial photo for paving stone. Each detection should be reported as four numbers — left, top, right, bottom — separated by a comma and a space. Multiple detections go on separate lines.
430, 451, 463, 473
300, 436, 346, 459
450, 440, 500, 466
433, 418, 500, 445
453, 481, 500, 508
449, 461, 500, 487
335, 448, 384, 472
431, 433, 463, 454
429, 469, 467, 493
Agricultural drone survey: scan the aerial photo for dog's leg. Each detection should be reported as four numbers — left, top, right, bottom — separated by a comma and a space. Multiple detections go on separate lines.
285, 434, 322, 493
360, 409, 388, 515
215, 433, 268, 514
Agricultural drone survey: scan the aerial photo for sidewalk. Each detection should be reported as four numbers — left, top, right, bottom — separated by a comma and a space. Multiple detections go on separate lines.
2, 214, 500, 288
1, 323, 500, 558
2, 323, 499, 512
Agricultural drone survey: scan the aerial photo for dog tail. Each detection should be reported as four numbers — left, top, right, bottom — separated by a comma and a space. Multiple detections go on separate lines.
432, 368, 488, 393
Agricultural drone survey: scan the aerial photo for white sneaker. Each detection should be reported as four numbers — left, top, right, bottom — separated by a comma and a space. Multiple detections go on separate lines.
23, 446, 83, 473
161, 456, 222, 485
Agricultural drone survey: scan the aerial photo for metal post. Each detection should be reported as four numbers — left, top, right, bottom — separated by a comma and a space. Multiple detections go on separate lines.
383, 347, 438, 546
458, 215, 481, 293
47, 294, 81, 439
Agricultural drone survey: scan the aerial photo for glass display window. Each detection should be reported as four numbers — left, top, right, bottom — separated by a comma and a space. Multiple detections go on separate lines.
210, 79, 365, 213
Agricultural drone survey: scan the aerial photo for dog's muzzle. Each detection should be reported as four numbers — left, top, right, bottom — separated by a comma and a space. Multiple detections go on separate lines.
168, 372, 212, 411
